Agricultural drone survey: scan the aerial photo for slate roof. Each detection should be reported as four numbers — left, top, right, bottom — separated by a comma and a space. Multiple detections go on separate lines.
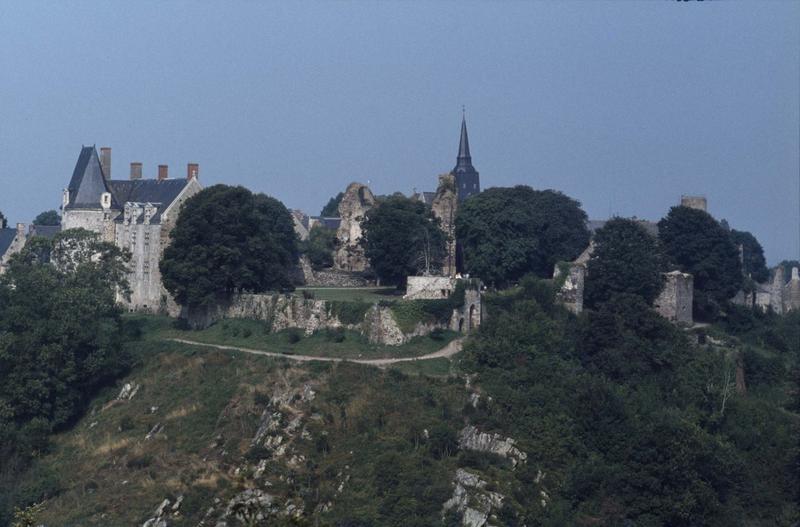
65, 146, 116, 209
28, 224, 61, 240
0, 228, 18, 257
588, 219, 659, 237
107, 179, 190, 222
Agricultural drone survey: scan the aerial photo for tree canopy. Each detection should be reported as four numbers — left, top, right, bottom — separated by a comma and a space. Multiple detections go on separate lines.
360, 195, 446, 286
455, 186, 590, 287
729, 229, 769, 283
160, 185, 298, 308
32, 210, 61, 226
0, 210, 6, 229
658, 206, 742, 320
320, 192, 344, 217
0, 229, 130, 500
585, 218, 666, 307
301, 224, 336, 270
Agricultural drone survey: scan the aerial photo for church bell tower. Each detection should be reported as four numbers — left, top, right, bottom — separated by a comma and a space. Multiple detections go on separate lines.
451, 111, 480, 202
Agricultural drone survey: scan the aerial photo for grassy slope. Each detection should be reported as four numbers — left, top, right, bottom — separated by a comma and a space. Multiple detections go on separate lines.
20, 318, 469, 526
139, 315, 458, 360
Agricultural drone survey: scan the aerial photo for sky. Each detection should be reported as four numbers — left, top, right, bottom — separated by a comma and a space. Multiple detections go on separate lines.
0, 1, 798, 264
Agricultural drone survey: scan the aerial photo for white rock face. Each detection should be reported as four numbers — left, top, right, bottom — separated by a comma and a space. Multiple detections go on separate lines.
442, 469, 504, 527
334, 182, 376, 272
458, 425, 527, 468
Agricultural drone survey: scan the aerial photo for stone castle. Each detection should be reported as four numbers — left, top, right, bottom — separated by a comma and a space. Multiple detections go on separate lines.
60, 146, 202, 312
2, 115, 797, 327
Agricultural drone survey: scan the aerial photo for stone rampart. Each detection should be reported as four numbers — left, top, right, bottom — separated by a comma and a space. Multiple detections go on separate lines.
653, 271, 693, 325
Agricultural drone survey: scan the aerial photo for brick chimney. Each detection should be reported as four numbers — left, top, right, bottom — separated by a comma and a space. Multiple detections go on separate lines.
187, 163, 199, 180
158, 165, 168, 181
130, 162, 143, 180
100, 147, 111, 179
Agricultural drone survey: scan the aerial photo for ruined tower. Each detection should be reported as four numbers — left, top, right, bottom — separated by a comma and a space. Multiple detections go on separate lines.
451, 113, 480, 202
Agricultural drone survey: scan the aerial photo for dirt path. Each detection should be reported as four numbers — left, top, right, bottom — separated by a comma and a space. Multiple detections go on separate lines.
167, 337, 464, 367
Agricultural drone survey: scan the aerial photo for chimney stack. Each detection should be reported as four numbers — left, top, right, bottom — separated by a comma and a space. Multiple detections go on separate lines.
100, 147, 111, 179
187, 163, 199, 180
158, 165, 168, 181
130, 162, 143, 180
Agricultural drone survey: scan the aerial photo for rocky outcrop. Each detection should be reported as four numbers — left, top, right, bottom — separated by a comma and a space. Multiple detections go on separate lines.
334, 182, 376, 272
458, 425, 527, 468
442, 469, 504, 527
431, 174, 458, 277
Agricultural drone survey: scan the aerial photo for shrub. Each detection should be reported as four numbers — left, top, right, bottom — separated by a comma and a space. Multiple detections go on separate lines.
286, 328, 303, 344
329, 301, 371, 325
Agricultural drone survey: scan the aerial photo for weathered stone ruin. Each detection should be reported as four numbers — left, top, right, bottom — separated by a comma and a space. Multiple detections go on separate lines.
553, 262, 585, 315
733, 266, 800, 314
430, 173, 458, 276
653, 270, 694, 325
680, 195, 707, 212
333, 182, 376, 272
405, 275, 458, 300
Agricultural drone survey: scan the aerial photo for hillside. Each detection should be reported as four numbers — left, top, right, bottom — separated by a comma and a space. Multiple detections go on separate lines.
7, 281, 799, 526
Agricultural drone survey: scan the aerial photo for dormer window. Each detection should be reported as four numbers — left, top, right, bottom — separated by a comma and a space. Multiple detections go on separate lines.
101, 192, 112, 210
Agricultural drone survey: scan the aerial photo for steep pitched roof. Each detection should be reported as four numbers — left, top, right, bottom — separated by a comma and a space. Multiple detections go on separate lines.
107, 179, 191, 222
0, 228, 18, 256
65, 146, 116, 209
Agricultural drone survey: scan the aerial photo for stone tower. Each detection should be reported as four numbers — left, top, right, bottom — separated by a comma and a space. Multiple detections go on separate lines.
431, 174, 458, 276
451, 113, 480, 202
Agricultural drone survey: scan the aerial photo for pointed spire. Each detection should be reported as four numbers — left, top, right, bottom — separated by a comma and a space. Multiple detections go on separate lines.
457, 111, 472, 169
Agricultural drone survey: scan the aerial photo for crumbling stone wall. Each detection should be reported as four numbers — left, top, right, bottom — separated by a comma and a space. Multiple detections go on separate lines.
334, 182, 376, 272
785, 268, 800, 312
553, 262, 585, 314
680, 195, 707, 212
405, 275, 456, 300
653, 271, 693, 325
0, 223, 28, 274
431, 174, 458, 276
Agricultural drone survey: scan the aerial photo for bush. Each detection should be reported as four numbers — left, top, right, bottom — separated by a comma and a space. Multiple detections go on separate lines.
325, 327, 346, 343
329, 301, 371, 325
286, 328, 303, 344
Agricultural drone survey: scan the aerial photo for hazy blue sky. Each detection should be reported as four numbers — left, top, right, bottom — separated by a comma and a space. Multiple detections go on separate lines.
1, 1, 798, 263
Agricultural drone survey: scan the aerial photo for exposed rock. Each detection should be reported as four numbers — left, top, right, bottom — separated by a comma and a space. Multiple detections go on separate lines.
458, 425, 527, 468
431, 174, 458, 276
145, 422, 164, 440
117, 382, 140, 401
220, 489, 275, 524
334, 182, 376, 272
442, 469, 504, 527
364, 306, 406, 345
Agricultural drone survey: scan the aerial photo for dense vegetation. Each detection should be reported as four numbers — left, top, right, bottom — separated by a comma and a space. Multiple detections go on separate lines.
160, 185, 298, 307
360, 195, 446, 285
320, 192, 344, 217
584, 218, 665, 307
31, 210, 60, 227
462, 277, 798, 525
0, 230, 132, 524
455, 186, 590, 287
729, 229, 769, 283
301, 224, 337, 269
658, 206, 743, 320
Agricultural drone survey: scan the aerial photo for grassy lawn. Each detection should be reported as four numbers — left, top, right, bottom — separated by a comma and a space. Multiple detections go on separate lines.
294, 286, 401, 303
128, 315, 458, 360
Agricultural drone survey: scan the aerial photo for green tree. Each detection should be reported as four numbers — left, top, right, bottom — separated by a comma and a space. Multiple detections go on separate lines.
658, 206, 742, 320
585, 218, 665, 307
320, 192, 344, 217
455, 186, 590, 287
31, 210, 60, 226
160, 185, 298, 308
0, 209, 6, 229
360, 195, 446, 286
301, 224, 336, 269
729, 229, 768, 283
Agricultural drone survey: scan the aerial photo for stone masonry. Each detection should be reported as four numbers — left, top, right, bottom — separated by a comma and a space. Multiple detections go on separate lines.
333, 182, 376, 272
653, 271, 693, 325
430, 174, 458, 276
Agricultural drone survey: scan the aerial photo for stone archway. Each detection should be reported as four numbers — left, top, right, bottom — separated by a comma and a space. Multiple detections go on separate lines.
469, 304, 479, 330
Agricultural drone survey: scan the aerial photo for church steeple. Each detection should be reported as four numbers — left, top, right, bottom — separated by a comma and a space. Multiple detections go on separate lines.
456, 112, 471, 166
451, 110, 480, 202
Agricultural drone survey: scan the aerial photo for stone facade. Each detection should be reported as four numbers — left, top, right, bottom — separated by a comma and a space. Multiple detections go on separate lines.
0, 223, 28, 274
680, 195, 707, 212
733, 266, 800, 314
61, 146, 201, 313
405, 275, 456, 300
430, 174, 458, 276
333, 182, 375, 272
553, 262, 585, 315
653, 271, 693, 325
